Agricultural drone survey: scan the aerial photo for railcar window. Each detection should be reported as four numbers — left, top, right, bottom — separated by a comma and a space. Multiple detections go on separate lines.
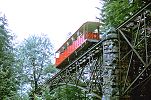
55, 52, 59, 58
60, 47, 64, 53
77, 31, 80, 36
79, 32, 82, 36
60, 45, 66, 53
64, 45, 67, 50
68, 39, 72, 45
71, 37, 75, 41
67, 41, 72, 46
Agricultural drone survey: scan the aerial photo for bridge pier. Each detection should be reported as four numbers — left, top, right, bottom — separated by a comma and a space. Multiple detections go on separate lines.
102, 29, 119, 100
46, 3, 151, 99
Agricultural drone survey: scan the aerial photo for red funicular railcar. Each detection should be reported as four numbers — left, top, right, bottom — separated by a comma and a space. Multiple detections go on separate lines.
55, 21, 101, 69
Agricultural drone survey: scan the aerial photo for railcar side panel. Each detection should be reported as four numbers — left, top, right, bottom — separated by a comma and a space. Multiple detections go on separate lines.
55, 22, 101, 69
85, 32, 100, 40
55, 34, 86, 68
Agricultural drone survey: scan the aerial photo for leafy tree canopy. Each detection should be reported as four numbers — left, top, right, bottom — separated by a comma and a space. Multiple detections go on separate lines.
0, 13, 17, 99
43, 85, 85, 100
15, 34, 57, 99
99, 0, 147, 29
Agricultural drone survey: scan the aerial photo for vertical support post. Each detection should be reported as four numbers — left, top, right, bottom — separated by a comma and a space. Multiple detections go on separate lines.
102, 29, 119, 100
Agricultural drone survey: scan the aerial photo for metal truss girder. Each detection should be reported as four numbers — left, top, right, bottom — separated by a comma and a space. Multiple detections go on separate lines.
120, 35, 147, 61
117, 3, 151, 97
122, 59, 151, 95
123, 51, 133, 90
131, 73, 151, 91
117, 2, 151, 30
46, 43, 103, 99
57, 83, 102, 99
118, 29, 146, 65
45, 2, 151, 99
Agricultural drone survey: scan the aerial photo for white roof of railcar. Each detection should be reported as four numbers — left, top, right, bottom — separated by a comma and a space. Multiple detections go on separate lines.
56, 21, 101, 53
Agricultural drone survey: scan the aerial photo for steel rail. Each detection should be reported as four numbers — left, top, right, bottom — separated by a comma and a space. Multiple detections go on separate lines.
117, 2, 151, 30
47, 2, 151, 85
46, 39, 103, 84
45, 2, 151, 99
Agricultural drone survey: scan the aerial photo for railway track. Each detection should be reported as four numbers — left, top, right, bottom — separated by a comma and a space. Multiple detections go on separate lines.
45, 2, 151, 99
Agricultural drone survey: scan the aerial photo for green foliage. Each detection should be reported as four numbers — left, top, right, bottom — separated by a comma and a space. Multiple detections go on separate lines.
43, 85, 85, 100
0, 13, 17, 99
15, 34, 57, 98
42, 87, 52, 100
101, 0, 144, 28
10, 93, 30, 100
43, 64, 57, 76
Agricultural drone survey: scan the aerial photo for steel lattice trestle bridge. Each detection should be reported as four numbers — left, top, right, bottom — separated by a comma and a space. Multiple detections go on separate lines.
45, 2, 151, 100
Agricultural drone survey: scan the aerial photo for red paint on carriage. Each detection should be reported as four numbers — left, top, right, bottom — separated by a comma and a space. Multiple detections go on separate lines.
55, 21, 101, 69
